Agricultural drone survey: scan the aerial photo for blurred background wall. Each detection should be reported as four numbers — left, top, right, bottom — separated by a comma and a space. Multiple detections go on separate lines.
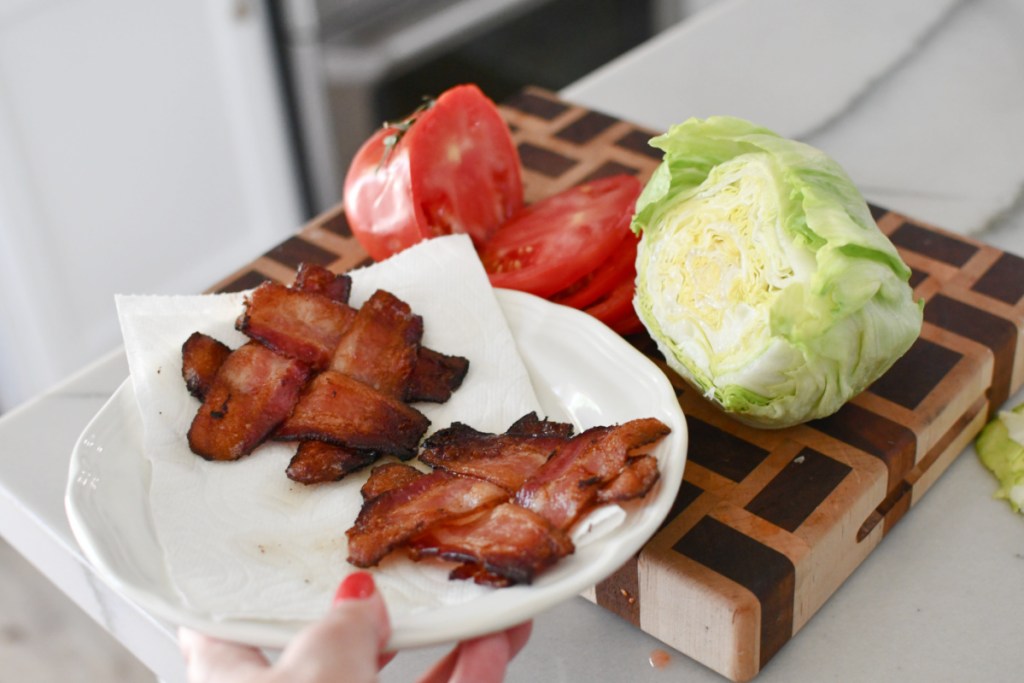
0, 0, 714, 414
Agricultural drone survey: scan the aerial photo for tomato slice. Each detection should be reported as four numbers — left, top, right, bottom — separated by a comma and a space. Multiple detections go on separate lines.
481, 175, 642, 298
551, 230, 638, 309
584, 276, 644, 335
343, 84, 523, 261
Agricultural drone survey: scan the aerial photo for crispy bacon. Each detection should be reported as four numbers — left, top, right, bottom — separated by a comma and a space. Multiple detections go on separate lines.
596, 454, 661, 504
514, 418, 671, 530
286, 441, 377, 485
293, 262, 352, 303
406, 503, 575, 586
419, 413, 574, 492
275, 370, 429, 459
236, 281, 356, 369
346, 470, 509, 568
343, 413, 670, 585
187, 342, 311, 461
360, 462, 425, 501
404, 347, 470, 403
330, 290, 422, 399
181, 332, 231, 401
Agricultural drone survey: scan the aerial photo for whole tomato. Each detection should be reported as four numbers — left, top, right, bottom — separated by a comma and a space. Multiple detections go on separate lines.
343, 84, 524, 261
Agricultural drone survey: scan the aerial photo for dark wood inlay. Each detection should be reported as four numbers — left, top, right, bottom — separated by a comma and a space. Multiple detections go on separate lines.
868, 203, 889, 223
614, 128, 663, 160
673, 517, 795, 667
319, 210, 352, 238
594, 556, 641, 626
890, 222, 978, 266
658, 480, 704, 535
215, 269, 272, 293
582, 160, 641, 183
745, 448, 851, 532
555, 110, 617, 144
687, 417, 770, 483
908, 267, 929, 290
972, 251, 1024, 305
924, 294, 1018, 410
502, 91, 569, 120
264, 236, 336, 270
517, 142, 577, 177
868, 337, 963, 410
810, 402, 916, 492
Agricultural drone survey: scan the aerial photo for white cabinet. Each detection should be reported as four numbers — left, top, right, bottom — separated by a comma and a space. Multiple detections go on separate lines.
0, 0, 303, 411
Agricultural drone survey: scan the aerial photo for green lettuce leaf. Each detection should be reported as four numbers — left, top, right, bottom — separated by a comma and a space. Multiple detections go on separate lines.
976, 402, 1024, 513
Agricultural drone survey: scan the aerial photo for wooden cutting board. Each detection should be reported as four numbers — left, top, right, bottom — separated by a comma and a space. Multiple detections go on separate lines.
209, 88, 1024, 682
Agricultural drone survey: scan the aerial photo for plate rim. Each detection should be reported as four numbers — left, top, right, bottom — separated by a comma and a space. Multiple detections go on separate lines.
65, 288, 688, 649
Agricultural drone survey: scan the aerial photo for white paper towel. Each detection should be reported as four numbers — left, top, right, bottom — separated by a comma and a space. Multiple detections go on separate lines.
115, 235, 542, 621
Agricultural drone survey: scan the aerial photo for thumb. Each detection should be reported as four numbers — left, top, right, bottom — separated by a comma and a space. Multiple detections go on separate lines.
178, 627, 270, 683
274, 571, 392, 683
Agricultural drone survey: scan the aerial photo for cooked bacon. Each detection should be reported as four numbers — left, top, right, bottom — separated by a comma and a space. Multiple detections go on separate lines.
595, 454, 661, 505
286, 441, 378, 485
275, 370, 429, 459
343, 413, 670, 586
236, 281, 356, 369
514, 418, 671, 530
360, 462, 425, 501
404, 347, 470, 403
187, 342, 311, 461
346, 470, 509, 568
181, 332, 231, 401
418, 413, 574, 492
447, 562, 509, 587
330, 290, 423, 399
293, 262, 352, 303
406, 502, 575, 586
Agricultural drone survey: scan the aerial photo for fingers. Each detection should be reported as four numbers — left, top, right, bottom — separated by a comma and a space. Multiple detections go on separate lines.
417, 621, 533, 683
501, 621, 533, 660
273, 571, 392, 683
178, 627, 269, 683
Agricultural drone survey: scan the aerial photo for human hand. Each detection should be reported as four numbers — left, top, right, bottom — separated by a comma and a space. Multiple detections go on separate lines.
178, 571, 532, 683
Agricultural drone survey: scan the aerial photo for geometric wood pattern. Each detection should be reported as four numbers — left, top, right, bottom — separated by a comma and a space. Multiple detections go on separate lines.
207, 87, 1024, 682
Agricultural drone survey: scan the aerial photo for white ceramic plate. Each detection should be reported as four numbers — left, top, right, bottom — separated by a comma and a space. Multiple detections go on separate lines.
66, 289, 687, 649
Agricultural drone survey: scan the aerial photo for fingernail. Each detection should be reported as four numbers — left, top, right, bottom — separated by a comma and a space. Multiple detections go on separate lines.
334, 571, 376, 604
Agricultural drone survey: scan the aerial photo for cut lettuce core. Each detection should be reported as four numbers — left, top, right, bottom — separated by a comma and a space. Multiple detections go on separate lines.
632, 116, 922, 428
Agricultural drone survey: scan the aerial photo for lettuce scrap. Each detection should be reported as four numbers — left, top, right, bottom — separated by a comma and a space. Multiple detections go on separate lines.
976, 402, 1024, 513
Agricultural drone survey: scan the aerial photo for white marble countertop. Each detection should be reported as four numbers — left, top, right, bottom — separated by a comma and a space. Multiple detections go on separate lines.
3, 0, 1024, 681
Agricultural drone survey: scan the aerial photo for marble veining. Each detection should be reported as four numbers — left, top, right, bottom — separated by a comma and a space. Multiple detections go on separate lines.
808, 0, 1024, 236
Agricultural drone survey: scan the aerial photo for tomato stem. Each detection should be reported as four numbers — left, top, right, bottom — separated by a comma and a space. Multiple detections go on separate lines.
378, 95, 437, 170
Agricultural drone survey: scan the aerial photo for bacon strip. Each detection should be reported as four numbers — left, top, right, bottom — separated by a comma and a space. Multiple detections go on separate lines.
404, 347, 470, 403
236, 281, 356, 369
293, 262, 352, 303
346, 470, 509, 568
419, 413, 574, 492
514, 418, 671, 530
596, 454, 661, 505
330, 290, 422, 399
406, 503, 575, 586
360, 462, 425, 502
187, 342, 311, 461
286, 441, 377, 485
181, 332, 231, 401
275, 370, 429, 459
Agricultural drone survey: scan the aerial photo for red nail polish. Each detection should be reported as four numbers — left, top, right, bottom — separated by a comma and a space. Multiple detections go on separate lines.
334, 571, 376, 603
